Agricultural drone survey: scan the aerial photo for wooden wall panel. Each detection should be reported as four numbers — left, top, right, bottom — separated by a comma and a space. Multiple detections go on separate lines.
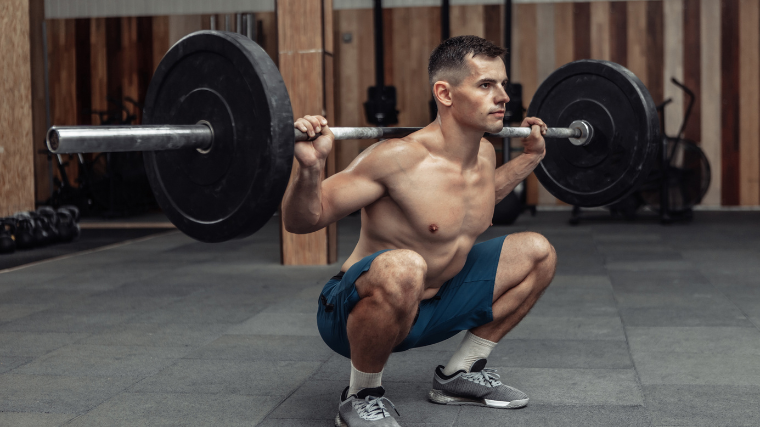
609, 2, 627, 66
90, 18, 108, 121
278, 0, 329, 265
738, 0, 759, 205
646, 1, 664, 107
663, 0, 684, 137
120, 17, 152, 124
105, 18, 123, 107
590, 1, 611, 61
75, 19, 91, 125
392, 7, 440, 129
0, 0, 35, 216
682, 0, 701, 143
536, 3, 557, 205
555, 3, 574, 67
324, 0, 337, 265
334, 9, 374, 172
47, 19, 79, 183
573, 2, 591, 60
701, 0, 722, 206
29, 0, 49, 203
627, 1, 648, 86
450, 5, 485, 38
483, 4, 502, 48
515, 4, 539, 205
168, 15, 202, 46
256, 12, 279, 63
721, 0, 740, 206
152, 16, 170, 72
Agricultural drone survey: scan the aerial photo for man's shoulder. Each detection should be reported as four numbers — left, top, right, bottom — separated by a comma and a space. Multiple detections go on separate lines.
358, 136, 429, 171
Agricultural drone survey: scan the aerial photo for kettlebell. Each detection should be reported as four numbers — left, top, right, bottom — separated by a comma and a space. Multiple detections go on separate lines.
59, 205, 80, 222
0, 219, 16, 254
36, 206, 61, 243
26, 212, 50, 246
12, 216, 36, 249
56, 209, 80, 242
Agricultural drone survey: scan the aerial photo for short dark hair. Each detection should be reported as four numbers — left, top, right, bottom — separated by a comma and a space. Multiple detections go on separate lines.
428, 35, 506, 87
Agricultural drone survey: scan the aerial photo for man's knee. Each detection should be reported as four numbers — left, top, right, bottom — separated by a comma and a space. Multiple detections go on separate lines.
360, 249, 426, 312
519, 232, 556, 267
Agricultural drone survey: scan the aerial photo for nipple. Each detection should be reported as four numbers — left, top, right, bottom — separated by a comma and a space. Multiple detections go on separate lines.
429, 224, 439, 233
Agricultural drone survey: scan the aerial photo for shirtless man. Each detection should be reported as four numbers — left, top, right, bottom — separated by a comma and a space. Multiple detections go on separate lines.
283, 35, 557, 427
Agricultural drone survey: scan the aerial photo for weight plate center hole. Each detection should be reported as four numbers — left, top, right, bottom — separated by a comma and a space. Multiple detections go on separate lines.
196, 120, 214, 154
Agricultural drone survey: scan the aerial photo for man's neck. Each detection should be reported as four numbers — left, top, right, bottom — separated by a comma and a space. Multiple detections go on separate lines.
425, 114, 485, 169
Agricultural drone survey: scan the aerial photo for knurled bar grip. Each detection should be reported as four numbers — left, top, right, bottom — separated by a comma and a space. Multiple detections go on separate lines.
47, 124, 585, 154
295, 126, 582, 141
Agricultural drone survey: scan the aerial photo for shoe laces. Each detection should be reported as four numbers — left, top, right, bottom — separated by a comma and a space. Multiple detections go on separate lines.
353, 395, 400, 421
462, 368, 503, 387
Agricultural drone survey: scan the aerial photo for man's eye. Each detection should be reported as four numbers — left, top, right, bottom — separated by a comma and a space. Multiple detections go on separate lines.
481, 83, 490, 88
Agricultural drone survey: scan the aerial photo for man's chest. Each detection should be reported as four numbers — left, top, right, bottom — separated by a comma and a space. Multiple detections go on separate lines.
386, 166, 495, 240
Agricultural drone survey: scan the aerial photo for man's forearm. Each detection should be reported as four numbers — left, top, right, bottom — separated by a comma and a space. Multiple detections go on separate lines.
282, 162, 325, 233
494, 152, 544, 203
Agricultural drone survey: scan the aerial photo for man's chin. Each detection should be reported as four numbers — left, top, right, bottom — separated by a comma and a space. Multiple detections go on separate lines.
485, 122, 504, 134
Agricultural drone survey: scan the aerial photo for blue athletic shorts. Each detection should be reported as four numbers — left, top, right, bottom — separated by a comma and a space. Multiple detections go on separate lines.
316, 235, 507, 358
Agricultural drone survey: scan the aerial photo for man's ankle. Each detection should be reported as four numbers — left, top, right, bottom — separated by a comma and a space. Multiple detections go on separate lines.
347, 361, 383, 397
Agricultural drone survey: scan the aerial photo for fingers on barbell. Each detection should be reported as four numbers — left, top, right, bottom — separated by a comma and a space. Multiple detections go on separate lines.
295, 115, 328, 138
522, 117, 547, 136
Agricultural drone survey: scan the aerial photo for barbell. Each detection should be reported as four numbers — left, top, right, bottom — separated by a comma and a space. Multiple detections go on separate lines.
46, 31, 659, 243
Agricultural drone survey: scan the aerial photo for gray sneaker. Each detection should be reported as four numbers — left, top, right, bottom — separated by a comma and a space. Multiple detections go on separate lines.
335, 386, 401, 427
428, 359, 529, 409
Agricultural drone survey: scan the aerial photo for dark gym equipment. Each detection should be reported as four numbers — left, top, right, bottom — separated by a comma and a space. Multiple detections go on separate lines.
0, 220, 16, 254
527, 60, 659, 208
47, 31, 658, 242
142, 31, 294, 243
365, 0, 399, 126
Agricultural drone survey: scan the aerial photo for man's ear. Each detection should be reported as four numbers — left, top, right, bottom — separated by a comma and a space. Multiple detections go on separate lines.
433, 81, 453, 107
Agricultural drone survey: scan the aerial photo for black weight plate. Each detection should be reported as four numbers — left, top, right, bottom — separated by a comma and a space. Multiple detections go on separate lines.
527, 60, 659, 207
143, 31, 293, 243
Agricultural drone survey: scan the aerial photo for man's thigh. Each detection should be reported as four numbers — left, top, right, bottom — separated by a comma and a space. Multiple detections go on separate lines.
395, 235, 508, 350
316, 250, 391, 358
493, 231, 554, 300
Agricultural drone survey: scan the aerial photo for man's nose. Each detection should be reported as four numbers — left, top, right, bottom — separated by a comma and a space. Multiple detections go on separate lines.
497, 87, 509, 105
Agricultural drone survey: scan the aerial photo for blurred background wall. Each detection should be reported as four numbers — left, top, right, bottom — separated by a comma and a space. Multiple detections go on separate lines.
28, 0, 758, 209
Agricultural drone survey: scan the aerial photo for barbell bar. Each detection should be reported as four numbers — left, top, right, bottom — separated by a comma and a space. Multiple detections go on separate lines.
45, 30, 658, 243
46, 120, 593, 155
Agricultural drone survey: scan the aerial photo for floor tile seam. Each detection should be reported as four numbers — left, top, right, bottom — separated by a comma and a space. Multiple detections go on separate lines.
605, 266, 649, 411
258, 355, 337, 425
700, 268, 760, 333
179, 355, 334, 362
57, 373, 164, 427
627, 349, 760, 358
1, 334, 97, 374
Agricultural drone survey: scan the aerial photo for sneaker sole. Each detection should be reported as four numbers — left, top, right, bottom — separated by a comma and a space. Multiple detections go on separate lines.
334, 413, 346, 427
428, 389, 529, 409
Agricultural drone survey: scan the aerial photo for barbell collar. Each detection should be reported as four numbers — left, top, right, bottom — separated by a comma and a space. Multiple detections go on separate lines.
46, 124, 214, 154
294, 125, 583, 141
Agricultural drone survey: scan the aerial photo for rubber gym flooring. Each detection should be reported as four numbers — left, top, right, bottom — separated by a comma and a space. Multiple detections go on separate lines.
1, 211, 759, 426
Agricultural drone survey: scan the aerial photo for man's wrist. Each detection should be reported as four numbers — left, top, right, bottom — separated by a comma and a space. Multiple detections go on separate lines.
522, 149, 545, 159
297, 160, 324, 177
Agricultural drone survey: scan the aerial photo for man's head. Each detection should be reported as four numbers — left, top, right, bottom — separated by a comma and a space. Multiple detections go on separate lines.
428, 36, 508, 133
428, 35, 506, 87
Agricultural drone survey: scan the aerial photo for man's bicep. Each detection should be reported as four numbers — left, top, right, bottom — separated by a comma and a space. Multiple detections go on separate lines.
319, 170, 385, 224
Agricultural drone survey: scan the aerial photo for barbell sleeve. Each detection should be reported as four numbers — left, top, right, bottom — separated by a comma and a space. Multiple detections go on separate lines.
47, 124, 214, 154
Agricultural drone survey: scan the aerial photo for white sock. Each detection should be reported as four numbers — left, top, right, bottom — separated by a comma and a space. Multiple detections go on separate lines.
348, 362, 383, 397
442, 331, 497, 376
